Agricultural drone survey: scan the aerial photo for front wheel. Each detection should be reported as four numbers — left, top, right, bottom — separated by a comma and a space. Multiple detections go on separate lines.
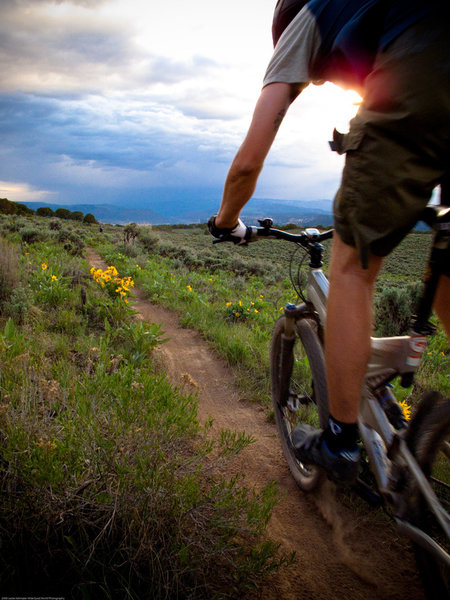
270, 314, 329, 491
406, 392, 450, 599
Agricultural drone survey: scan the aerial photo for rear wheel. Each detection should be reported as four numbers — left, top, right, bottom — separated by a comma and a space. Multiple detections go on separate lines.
407, 392, 450, 598
270, 314, 329, 491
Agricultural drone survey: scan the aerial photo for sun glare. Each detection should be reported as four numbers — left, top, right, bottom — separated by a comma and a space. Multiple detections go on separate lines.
320, 84, 362, 132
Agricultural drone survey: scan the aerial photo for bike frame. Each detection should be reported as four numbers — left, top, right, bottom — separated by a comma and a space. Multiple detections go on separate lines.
297, 219, 450, 567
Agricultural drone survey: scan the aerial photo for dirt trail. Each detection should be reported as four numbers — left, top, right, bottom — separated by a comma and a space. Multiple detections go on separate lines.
87, 249, 425, 600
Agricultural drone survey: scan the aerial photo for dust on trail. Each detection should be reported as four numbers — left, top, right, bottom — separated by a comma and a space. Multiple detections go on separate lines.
87, 248, 425, 600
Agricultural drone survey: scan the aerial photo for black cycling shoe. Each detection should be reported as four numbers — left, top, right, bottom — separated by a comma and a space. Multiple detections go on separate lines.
292, 425, 360, 483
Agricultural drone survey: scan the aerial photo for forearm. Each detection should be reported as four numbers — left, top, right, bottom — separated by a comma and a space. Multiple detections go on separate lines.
216, 155, 263, 228
215, 82, 303, 229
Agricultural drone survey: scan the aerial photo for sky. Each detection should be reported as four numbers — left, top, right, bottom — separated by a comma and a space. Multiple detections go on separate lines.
0, 0, 362, 210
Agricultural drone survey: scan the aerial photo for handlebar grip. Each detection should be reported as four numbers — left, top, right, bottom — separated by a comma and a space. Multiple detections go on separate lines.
211, 225, 259, 245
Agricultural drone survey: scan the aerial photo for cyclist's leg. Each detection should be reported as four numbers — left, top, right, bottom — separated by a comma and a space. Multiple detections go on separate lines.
434, 275, 450, 339
292, 234, 383, 483
294, 13, 448, 481
325, 234, 384, 423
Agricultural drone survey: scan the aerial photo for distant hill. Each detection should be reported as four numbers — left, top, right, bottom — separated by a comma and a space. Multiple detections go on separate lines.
20, 197, 333, 227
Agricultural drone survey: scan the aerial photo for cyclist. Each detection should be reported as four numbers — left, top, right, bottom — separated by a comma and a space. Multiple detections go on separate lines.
209, 0, 450, 482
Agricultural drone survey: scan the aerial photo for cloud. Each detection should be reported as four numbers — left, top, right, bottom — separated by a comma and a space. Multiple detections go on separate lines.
0, 89, 239, 204
0, 0, 224, 97
0, 179, 57, 203
0, 0, 349, 212
2, 1, 108, 9
0, 7, 129, 93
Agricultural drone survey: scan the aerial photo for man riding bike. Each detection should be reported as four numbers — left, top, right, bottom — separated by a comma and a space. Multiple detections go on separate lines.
209, 0, 450, 483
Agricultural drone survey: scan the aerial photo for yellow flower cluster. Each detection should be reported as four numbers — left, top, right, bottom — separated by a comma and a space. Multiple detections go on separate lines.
398, 400, 411, 421
39, 262, 58, 281
225, 298, 260, 319
90, 265, 134, 302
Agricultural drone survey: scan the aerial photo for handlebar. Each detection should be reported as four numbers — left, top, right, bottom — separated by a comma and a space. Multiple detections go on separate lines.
213, 217, 334, 248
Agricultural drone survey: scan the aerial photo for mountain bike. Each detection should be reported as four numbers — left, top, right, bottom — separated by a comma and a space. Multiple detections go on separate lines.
214, 204, 450, 597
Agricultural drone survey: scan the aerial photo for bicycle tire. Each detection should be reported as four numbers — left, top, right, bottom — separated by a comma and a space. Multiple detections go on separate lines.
270, 313, 329, 491
406, 392, 450, 599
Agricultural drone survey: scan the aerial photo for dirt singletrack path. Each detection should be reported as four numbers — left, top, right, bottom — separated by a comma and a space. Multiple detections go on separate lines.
88, 248, 426, 600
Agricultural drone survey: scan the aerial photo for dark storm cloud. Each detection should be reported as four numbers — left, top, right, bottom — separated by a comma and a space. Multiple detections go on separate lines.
0, 1, 289, 207
1, 94, 171, 166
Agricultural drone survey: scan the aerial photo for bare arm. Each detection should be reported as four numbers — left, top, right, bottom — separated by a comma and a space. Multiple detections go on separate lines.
215, 82, 304, 228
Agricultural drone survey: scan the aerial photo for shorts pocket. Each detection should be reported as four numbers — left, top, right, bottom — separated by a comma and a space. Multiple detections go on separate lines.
329, 123, 365, 155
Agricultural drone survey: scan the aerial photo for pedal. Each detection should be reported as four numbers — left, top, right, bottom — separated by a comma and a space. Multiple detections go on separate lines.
287, 395, 300, 412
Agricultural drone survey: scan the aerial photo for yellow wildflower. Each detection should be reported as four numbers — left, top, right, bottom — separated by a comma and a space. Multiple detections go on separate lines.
51, 275, 58, 281
41, 263, 47, 270
398, 400, 411, 421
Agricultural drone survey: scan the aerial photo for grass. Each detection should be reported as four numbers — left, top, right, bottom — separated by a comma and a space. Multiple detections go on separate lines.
93, 223, 449, 407
1, 212, 448, 597
0, 217, 292, 599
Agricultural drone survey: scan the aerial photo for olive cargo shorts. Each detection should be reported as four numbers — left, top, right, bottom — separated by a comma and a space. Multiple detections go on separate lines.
332, 13, 450, 269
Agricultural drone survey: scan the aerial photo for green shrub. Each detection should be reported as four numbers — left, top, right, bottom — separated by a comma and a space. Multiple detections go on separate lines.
3, 217, 27, 233
31, 266, 72, 308
374, 281, 422, 336
139, 230, 159, 253
114, 320, 168, 366
49, 219, 61, 230
56, 230, 84, 256
0, 238, 21, 309
20, 227, 46, 244
114, 242, 139, 258
4, 285, 30, 324
0, 317, 26, 357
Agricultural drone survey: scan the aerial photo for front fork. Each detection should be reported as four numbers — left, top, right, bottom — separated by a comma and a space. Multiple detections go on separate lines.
278, 304, 297, 407
279, 304, 320, 409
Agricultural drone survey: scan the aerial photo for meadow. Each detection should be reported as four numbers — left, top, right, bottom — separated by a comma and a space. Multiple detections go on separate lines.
102, 222, 448, 404
0, 215, 289, 599
0, 212, 448, 598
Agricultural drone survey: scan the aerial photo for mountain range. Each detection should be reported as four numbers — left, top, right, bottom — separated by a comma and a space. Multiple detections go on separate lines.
21, 196, 334, 227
